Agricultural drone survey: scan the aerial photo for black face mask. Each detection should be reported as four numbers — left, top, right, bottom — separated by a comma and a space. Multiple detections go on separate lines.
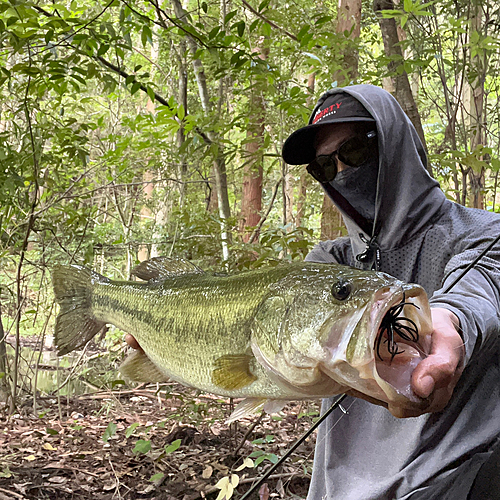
330, 156, 379, 223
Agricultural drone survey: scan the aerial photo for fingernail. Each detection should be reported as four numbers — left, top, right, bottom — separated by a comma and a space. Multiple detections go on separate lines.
418, 375, 435, 398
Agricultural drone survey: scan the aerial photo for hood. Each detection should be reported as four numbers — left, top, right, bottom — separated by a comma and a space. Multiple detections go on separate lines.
313, 85, 447, 266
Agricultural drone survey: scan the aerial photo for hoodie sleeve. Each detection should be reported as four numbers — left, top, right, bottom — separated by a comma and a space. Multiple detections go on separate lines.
429, 237, 500, 365
305, 237, 354, 265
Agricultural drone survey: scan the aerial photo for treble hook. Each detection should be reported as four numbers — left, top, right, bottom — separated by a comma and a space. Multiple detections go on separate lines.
376, 291, 420, 362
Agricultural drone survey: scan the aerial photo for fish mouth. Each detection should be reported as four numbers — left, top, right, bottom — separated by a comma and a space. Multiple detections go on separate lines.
370, 284, 432, 404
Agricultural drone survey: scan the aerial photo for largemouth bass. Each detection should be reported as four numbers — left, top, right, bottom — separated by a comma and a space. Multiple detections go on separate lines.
52, 258, 433, 420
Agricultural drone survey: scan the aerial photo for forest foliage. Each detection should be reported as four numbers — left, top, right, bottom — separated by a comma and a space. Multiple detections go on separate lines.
1, 0, 500, 406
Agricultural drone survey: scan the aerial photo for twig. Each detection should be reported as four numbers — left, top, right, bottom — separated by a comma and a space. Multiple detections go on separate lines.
248, 178, 282, 244
53, 344, 88, 394
108, 458, 123, 499
239, 0, 297, 41
203, 472, 307, 494
12, 47, 39, 413
0, 486, 24, 499
95, 56, 212, 145
56, 357, 63, 421
233, 413, 263, 455
32, 0, 115, 54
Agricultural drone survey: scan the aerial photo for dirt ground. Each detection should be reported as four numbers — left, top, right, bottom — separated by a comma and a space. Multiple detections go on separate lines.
0, 384, 321, 500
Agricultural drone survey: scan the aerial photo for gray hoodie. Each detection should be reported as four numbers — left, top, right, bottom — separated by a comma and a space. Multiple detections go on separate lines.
304, 85, 500, 500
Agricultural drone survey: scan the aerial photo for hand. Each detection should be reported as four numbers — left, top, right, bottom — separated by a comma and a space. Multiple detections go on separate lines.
125, 333, 143, 352
391, 307, 465, 418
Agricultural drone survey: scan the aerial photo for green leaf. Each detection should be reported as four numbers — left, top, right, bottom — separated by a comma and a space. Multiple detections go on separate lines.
141, 25, 152, 47
315, 15, 332, 25
149, 472, 165, 482
164, 439, 181, 454
224, 10, 237, 24
258, 0, 270, 11
209, 26, 220, 39
250, 19, 260, 32
133, 439, 151, 454
110, 379, 125, 389
46, 428, 59, 435
125, 423, 140, 438
262, 22, 271, 37
97, 44, 109, 56
236, 21, 245, 37
103, 422, 117, 442
131, 82, 141, 95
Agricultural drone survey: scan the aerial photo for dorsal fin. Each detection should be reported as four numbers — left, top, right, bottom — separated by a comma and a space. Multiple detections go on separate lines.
131, 257, 204, 281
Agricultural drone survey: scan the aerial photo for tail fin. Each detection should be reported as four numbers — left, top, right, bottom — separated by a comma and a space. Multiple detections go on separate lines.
52, 265, 106, 355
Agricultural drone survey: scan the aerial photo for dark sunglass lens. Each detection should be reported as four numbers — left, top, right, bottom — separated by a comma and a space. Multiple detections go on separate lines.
307, 156, 338, 183
339, 132, 377, 167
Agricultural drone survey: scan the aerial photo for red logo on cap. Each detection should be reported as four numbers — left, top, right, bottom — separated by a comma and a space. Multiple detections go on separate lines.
312, 102, 342, 124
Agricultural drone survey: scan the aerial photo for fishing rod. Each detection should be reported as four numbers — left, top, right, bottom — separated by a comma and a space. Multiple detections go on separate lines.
239, 394, 347, 500
239, 233, 500, 499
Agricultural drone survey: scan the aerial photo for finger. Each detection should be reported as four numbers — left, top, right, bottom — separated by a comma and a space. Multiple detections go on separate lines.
412, 320, 464, 398
125, 333, 143, 351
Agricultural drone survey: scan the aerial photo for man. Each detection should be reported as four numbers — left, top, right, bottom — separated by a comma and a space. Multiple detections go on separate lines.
281, 85, 500, 499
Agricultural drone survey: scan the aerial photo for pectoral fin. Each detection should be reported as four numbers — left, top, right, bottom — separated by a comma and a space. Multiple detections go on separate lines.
226, 398, 266, 423
225, 398, 286, 423
212, 354, 257, 390
119, 350, 170, 383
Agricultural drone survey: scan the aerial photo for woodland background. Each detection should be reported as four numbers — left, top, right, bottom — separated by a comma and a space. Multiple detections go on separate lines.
0, 0, 499, 498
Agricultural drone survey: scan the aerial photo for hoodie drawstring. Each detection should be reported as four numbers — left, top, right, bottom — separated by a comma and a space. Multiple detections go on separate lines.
356, 234, 380, 270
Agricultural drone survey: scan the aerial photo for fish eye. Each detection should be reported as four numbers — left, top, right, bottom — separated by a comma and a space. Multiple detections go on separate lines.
331, 280, 352, 301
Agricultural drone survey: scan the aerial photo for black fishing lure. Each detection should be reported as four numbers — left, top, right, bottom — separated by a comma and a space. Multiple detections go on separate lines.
376, 293, 420, 362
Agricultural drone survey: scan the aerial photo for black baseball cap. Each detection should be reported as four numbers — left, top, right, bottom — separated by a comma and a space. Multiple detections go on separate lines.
282, 92, 375, 165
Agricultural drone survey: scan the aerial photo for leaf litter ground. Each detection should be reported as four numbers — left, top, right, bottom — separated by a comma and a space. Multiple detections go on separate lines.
0, 384, 322, 499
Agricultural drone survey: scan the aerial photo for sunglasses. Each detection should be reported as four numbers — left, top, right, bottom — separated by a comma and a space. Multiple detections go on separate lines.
307, 130, 378, 184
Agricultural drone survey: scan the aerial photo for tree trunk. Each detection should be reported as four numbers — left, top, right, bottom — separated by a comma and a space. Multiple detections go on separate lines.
171, 0, 231, 260
137, 171, 154, 262
335, 0, 362, 83
0, 303, 9, 401
373, 0, 430, 173
320, 0, 361, 241
295, 72, 315, 229
467, 5, 486, 209
240, 41, 268, 242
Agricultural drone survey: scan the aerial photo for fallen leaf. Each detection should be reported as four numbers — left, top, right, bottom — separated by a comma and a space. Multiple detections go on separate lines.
24, 455, 36, 461
48, 476, 67, 484
276, 479, 285, 497
202, 465, 213, 479
259, 483, 270, 500
235, 458, 254, 471
42, 443, 57, 451
103, 481, 116, 491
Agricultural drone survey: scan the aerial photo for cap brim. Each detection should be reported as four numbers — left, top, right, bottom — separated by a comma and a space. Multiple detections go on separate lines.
282, 117, 375, 165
